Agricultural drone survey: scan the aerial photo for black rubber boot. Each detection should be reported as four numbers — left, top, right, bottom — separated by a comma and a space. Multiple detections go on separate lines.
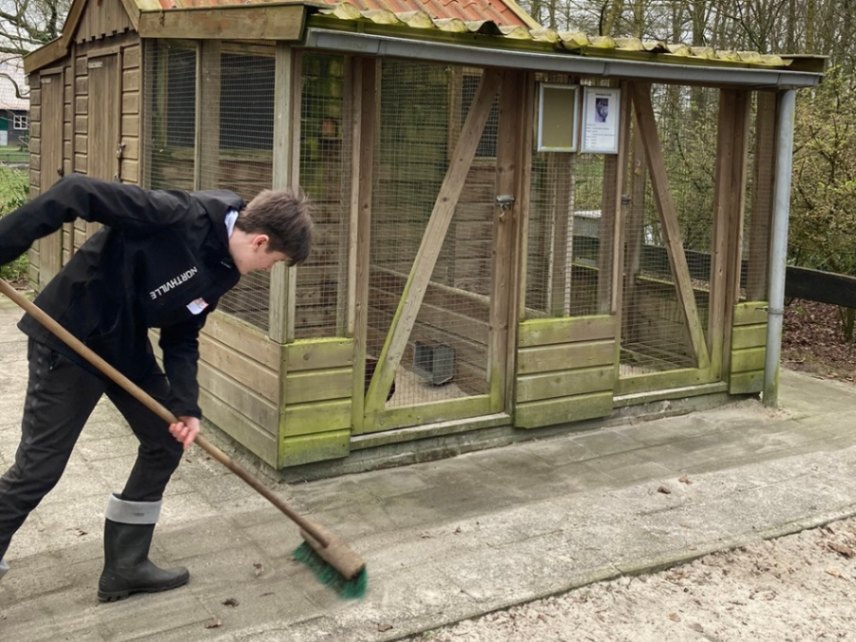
97, 496, 188, 602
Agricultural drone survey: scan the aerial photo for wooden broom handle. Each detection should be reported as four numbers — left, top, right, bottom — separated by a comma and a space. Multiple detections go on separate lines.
0, 279, 330, 547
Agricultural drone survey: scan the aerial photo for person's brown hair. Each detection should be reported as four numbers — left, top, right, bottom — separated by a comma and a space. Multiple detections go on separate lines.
236, 189, 314, 266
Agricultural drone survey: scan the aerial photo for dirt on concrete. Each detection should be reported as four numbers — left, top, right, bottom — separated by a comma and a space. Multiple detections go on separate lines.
410, 299, 856, 641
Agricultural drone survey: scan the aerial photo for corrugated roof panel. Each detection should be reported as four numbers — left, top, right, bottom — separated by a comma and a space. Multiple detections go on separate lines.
319, 0, 526, 26
125, 0, 818, 72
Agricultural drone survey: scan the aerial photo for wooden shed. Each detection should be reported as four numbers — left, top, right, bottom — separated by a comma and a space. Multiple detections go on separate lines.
22, 0, 825, 475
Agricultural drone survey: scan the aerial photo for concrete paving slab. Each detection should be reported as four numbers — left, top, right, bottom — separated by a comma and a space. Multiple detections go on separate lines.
2, 295, 856, 641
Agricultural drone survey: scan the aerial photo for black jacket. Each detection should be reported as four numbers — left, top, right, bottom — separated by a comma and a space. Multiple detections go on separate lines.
0, 174, 244, 418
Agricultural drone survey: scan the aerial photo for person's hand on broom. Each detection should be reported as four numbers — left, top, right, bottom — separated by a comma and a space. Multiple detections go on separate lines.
169, 416, 200, 450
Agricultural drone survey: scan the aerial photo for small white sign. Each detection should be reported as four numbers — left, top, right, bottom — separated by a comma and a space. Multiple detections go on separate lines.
580, 87, 621, 154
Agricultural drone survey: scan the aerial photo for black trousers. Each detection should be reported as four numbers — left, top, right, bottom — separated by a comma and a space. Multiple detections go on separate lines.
0, 340, 184, 560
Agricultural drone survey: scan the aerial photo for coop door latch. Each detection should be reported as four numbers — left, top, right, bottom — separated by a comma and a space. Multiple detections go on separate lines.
495, 194, 515, 221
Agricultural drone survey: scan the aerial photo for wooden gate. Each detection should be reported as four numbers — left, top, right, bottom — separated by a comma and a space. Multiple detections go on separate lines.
355, 65, 523, 434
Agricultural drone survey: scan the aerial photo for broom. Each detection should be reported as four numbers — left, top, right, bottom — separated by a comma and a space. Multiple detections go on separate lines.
0, 279, 367, 599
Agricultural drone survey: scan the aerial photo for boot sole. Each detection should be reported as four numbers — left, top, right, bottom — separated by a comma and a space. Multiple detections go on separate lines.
98, 575, 189, 602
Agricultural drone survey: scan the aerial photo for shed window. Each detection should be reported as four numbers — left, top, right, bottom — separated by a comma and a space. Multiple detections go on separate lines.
13, 114, 27, 130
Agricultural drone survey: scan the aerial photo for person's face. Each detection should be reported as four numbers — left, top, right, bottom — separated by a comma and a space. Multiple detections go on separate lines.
231, 233, 290, 275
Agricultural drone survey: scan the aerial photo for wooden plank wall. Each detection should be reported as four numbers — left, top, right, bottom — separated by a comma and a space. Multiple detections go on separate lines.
280, 338, 354, 466
195, 313, 283, 466
729, 301, 767, 394
515, 315, 616, 428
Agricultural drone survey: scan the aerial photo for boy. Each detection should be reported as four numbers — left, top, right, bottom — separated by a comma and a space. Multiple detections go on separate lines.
0, 173, 313, 601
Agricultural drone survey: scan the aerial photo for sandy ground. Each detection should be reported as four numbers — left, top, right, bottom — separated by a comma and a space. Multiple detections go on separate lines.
410, 515, 856, 641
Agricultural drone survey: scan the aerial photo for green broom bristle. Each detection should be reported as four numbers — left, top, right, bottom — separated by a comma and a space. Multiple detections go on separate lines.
293, 541, 368, 600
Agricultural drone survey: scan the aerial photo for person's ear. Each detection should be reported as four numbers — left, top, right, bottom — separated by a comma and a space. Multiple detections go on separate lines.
252, 234, 270, 251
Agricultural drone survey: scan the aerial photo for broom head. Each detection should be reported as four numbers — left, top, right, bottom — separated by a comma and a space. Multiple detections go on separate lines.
293, 522, 367, 599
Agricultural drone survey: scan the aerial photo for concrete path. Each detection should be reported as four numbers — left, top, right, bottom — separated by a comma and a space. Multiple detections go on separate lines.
1, 294, 856, 641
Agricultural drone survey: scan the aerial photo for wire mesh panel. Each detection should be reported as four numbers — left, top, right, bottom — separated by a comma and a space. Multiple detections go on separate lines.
213, 45, 275, 330
145, 40, 196, 190
145, 41, 276, 331
294, 53, 351, 339
620, 83, 718, 374
369, 61, 498, 407
742, 92, 771, 302
526, 76, 612, 318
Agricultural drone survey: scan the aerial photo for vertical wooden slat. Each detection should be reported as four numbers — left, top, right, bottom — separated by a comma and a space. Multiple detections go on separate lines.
351, 58, 378, 435
195, 40, 221, 190
722, 90, 752, 372
269, 43, 294, 343
630, 82, 710, 370
709, 89, 737, 378
600, 81, 631, 317
489, 69, 524, 409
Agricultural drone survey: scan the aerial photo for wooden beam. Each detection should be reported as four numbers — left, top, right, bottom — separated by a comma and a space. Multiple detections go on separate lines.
269, 43, 295, 343
195, 40, 221, 190
629, 82, 710, 370
600, 81, 631, 316
723, 90, 751, 372
489, 69, 524, 410
365, 68, 502, 418
137, 6, 306, 41
351, 58, 379, 434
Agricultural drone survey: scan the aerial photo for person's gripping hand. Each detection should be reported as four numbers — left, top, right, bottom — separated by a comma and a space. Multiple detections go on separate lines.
169, 416, 200, 450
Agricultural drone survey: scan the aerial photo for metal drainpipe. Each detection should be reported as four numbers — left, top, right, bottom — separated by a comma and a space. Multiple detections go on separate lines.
763, 88, 797, 407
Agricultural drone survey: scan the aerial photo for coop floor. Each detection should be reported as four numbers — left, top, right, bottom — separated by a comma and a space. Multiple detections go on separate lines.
386, 366, 471, 407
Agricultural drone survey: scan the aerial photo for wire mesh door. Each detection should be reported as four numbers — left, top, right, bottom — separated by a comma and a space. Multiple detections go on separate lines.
359, 62, 510, 433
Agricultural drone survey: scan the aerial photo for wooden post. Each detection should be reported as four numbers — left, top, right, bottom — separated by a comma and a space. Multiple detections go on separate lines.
269, 43, 295, 343
195, 40, 221, 190
350, 58, 378, 434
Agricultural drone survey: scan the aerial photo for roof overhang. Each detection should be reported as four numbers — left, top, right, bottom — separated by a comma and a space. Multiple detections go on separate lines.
302, 27, 824, 89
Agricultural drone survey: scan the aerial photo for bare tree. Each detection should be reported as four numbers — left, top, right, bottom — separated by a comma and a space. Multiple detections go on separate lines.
0, 0, 69, 55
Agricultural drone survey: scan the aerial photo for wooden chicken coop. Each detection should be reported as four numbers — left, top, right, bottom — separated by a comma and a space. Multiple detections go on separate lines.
21, 0, 825, 473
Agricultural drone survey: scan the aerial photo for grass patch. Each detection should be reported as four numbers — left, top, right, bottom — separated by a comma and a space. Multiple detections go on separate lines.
0, 146, 28, 165
0, 164, 30, 282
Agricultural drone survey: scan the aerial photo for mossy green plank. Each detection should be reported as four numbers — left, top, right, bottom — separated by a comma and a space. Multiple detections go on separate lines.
733, 301, 768, 326
731, 323, 767, 349
285, 338, 354, 372
517, 340, 615, 374
515, 391, 614, 429
614, 367, 713, 395
284, 367, 353, 404
282, 399, 352, 437
729, 370, 764, 394
362, 395, 492, 434
518, 314, 616, 347
279, 430, 350, 467
731, 346, 766, 373
198, 362, 279, 430
515, 365, 615, 403
200, 389, 278, 468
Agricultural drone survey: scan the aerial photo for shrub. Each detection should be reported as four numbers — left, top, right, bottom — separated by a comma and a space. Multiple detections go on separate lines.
0, 166, 30, 282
